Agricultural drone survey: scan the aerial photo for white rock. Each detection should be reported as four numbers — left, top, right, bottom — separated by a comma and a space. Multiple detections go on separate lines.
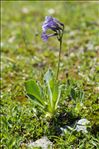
75, 118, 90, 133
61, 118, 90, 135
28, 136, 52, 149
76, 118, 90, 125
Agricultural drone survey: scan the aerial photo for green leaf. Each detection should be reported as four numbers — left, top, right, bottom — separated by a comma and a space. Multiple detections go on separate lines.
54, 85, 61, 110
44, 69, 55, 92
25, 80, 44, 105
44, 69, 54, 108
44, 69, 53, 84
71, 88, 76, 100
27, 94, 45, 109
44, 69, 61, 114
52, 83, 59, 103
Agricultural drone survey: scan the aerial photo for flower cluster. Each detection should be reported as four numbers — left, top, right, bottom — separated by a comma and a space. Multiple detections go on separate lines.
41, 16, 64, 41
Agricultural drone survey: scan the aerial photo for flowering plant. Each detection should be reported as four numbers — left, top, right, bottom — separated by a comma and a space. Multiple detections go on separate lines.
41, 16, 64, 80
25, 16, 64, 118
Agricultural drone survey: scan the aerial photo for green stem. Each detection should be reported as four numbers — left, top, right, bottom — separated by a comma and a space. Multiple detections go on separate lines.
56, 26, 64, 80
56, 38, 62, 80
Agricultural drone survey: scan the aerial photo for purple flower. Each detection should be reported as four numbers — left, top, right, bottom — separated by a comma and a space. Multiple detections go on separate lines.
41, 16, 64, 41
41, 32, 57, 42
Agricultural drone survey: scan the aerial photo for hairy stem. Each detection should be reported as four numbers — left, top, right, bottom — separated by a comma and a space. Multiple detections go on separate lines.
56, 27, 64, 80
56, 39, 62, 80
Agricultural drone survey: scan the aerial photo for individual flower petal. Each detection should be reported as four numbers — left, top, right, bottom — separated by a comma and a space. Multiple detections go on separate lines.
42, 24, 58, 32
41, 32, 49, 41
42, 16, 63, 32
45, 16, 64, 27
41, 32, 57, 42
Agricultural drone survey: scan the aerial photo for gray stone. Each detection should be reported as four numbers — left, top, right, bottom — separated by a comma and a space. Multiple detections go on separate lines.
75, 118, 90, 133
28, 136, 53, 149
